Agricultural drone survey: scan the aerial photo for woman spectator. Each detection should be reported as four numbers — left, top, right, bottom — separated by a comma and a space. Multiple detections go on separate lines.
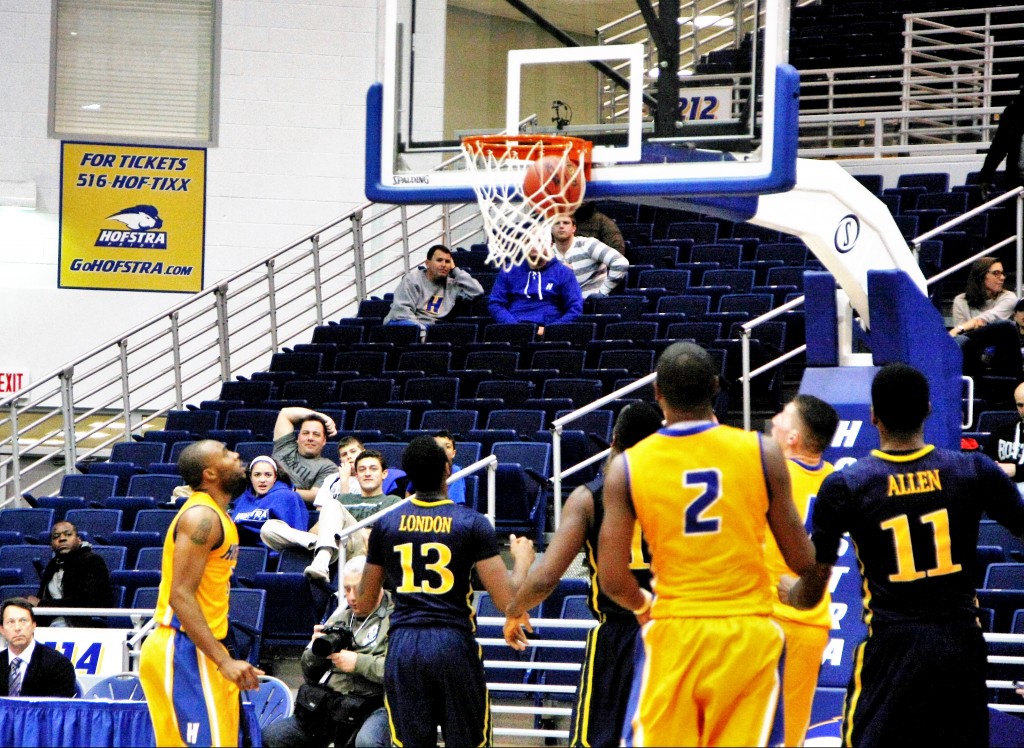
950, 257, 1021, 378
232, 456, 309, 548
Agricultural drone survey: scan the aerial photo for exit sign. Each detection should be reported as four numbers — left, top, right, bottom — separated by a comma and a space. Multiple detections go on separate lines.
0, 370, 28, 394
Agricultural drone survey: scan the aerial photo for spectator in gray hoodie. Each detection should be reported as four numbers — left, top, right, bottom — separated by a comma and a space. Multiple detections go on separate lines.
383, 245, 484, 331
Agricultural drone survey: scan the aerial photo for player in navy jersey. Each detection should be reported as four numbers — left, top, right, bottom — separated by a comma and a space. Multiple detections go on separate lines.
783, 363, 1024, 747
356, 436, 534, 746
504, 402, 664, 746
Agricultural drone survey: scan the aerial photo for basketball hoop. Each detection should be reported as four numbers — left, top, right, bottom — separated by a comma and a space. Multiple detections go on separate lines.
461, 134, 592, 270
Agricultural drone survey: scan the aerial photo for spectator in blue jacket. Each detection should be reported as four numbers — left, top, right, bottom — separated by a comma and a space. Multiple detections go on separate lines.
231, 456, 309, 548
488, 247, 583, 333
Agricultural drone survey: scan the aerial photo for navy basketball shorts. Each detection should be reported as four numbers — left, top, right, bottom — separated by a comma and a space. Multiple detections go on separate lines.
843, 620, 987, 747
383, 625, 491, 746
569, 614, 640, 747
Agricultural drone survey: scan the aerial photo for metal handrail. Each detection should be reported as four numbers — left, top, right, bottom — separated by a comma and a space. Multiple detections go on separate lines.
735, 190, 1024, 432
0, 199, 484, 504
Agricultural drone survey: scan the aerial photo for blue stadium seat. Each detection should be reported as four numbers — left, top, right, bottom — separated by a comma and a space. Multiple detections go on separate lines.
0, 545, 48, 586
229, 587, 267, 667
0, 508, 55, 544
85, 673, 146, 700
56, 474, 118, 504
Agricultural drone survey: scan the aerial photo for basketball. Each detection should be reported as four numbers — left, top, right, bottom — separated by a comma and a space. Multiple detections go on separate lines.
523, 155, 584, 217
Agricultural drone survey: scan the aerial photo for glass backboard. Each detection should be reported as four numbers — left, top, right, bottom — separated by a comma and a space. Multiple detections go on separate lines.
367, 0, 797, 203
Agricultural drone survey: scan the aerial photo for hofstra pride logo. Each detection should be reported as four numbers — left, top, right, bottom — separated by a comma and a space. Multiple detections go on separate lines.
95, 205, 168, 249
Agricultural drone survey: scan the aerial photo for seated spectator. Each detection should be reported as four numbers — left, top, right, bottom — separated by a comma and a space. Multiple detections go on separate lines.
262, 555, 392, 748
488, 246, 583, 333
262, 450, 403, 582
432, 430, 465, 505
231, 456, 309, 548
985, 381, 1024, 495
383, 244, 484, 332
572, 202, 626, 254
273, 407, 339, 504
552, 214, 628, 297
29, 521, 112, 628
1, 598, 77, 697
949, 258, 1021, 378
336, 436, 407, 497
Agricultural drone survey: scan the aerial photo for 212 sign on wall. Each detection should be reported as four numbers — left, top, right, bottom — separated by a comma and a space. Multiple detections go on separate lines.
678, 87, 736, 122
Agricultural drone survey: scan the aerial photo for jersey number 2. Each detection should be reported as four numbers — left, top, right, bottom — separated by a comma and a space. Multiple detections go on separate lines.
683, 469, 722, 535
395, 542, 455, 594
880, 509, 962, 582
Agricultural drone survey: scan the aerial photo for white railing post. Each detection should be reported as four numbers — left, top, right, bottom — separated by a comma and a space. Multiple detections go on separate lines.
119, 339, 132, 440
311, 234, 324, 327
169, 311, 183, 409
214, 283, 231, 382
351, 209, 367, 301
59, 366, 76, 474
1018, 194, 1023, 300
741, 328, 752, 432
551, 425, 562, 530
487, 460, 497, 524
266, 258, 279, 352
8, 402, 20, 500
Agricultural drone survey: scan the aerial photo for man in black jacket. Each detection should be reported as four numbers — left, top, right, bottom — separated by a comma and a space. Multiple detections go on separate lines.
0, 597, 77, 697
29, 521, 112, 627
978, 73, 1024, 198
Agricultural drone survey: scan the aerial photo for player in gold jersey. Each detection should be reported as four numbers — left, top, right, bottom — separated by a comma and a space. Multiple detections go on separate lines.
767, 395, 839, 747
139, 440, 264, 747
503, 402, 664, 746
598, 342, 832, 747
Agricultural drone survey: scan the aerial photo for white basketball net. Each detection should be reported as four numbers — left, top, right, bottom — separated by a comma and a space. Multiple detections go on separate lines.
461, 136, 590, 271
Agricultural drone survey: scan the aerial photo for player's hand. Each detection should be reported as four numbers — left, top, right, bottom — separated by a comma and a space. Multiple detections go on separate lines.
503, 612, 533, 651
219, 659, 264, 690
776, 574, 798, 607
509, 534, 535, 566
329, 650, 358, 672
339, 459, 353, 484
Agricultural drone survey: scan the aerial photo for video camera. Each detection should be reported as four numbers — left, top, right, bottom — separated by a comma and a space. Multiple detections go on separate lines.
311, 622, 355, 657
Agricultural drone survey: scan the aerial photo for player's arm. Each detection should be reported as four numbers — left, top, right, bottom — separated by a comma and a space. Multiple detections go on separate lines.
504, 487, 592, 649
762, 436, 831, 610
597, 455, 649, 617
169, 506, 263, 689
356, 560, 387, 612
478, 533, 536, 614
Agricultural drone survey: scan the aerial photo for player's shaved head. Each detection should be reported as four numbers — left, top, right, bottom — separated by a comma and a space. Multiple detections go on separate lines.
654, 342, 719, 413
178, 439, 221, 489
872, 363, 930, 435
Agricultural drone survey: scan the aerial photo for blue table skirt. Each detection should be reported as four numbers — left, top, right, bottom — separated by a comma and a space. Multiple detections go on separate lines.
0, 697, 261, 747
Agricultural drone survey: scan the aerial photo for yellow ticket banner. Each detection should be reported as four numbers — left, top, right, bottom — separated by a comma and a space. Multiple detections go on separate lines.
59, 141, 206, 292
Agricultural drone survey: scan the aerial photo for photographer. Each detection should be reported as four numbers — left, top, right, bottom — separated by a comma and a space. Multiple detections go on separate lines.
262, 555, 393, 748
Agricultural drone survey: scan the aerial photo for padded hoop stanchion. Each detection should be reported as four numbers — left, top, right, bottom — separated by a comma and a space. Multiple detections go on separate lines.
461, 135, 592, 271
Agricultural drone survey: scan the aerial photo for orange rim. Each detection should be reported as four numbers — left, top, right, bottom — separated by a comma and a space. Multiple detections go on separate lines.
462, 134, 592, 180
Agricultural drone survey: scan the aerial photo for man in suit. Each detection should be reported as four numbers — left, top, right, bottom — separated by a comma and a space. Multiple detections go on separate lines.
1, 597, 77, 697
